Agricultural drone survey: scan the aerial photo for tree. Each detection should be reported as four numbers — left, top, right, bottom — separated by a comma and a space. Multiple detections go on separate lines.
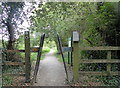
31, 2, 96, 46
1, 2, 25, 50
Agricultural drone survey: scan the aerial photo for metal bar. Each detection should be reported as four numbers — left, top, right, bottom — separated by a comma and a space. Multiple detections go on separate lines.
32, 34, 45, 83
68, 52, 70, 64
57, 34, 68, 81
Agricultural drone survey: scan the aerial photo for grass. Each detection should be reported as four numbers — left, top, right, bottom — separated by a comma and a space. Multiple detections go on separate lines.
31, 48, 50, 61
2, 76, 13, 86
2, 48, 50, 86
55, 51, 69, 63
2, 66, 24, 86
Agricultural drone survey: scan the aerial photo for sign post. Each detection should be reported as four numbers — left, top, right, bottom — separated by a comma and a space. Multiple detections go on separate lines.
72, 31, 80, 82
68, 38, 71, 64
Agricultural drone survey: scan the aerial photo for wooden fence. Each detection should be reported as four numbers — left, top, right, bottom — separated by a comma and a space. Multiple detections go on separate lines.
72, 31, 120, 81
2, 31, 39, 83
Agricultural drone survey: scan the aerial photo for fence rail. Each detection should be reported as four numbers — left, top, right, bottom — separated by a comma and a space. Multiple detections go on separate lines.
2, 73, 25, 76
3, 47, 39, 53
79, 59, 120, 63
79, 46, 120, 50
3, 62, 25, 66
72, 31, 120, 82
2, 31, 32, 83
79, 71, 120, 76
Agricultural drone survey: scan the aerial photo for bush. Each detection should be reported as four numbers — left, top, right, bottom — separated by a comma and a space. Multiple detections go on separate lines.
42, 48, 50, 53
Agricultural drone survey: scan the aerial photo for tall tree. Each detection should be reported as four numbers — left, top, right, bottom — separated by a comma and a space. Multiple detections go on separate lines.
1, 2, 25, 49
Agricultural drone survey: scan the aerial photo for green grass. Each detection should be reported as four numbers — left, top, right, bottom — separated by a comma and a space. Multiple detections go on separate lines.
42, 48, 50, 53
2, 76, 13, 86
55, 51, 68, 63
2, 66, 24, 86
31, 48, 50, 61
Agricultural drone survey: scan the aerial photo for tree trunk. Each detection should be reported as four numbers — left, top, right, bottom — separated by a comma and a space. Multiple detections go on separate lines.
6, 19, 15, 50
5, 19, 16, 61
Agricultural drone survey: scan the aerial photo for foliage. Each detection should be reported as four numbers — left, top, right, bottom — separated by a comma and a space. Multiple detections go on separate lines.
2, 2, 120, 86
2, 76, 13, 86
55, 52, 68, 63
31, 48, 50, 61
31, 2, 97, 45
30, 2, 120, 86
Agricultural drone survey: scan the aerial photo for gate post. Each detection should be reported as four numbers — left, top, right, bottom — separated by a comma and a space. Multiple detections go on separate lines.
24, 31, 31, 83
71, 37, 73, 66
72, 31, 80, 82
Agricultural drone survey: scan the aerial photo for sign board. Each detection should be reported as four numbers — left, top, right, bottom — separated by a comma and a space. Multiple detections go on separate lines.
73, 31, 79, 42
62, 47, 72, 53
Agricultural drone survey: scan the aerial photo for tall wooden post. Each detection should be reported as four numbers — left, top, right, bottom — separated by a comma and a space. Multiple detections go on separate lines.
25, 31, 31, 83
107, 51, 111, 74
73, 31, 79, 82
71, 37, 73, 66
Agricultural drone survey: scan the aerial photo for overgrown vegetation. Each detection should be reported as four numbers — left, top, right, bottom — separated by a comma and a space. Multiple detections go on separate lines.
31, 2, 120, 86
1, 2, 120, 86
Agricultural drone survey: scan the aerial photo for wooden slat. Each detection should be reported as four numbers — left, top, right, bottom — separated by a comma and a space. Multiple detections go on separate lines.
4, 46, 120, 52
2, 73, 25, 76
79, 59, 120, 63
79, 71, 120, 76
3, 62, 25, 65
4, 48, 39, 53
4, 49, 25, 53
107, 51, 111, 73
80, 46, 120, 51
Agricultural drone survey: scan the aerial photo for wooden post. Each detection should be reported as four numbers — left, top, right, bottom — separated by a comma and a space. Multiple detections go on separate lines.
71, 37, 73, 66
68, 52, 70, 64
107, 51, 111, 74
73, 31, 79, 82
25, 31, 31, 83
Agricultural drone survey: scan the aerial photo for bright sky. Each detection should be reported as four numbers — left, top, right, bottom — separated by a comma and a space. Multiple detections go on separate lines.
0, 2, 39, 40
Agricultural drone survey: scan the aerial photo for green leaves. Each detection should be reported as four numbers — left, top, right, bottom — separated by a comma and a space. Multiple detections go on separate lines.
31, 2, 94, 44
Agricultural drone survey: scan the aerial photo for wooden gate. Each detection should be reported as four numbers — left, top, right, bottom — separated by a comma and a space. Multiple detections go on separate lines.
71, 31, 120, 81
2, 31, 44, 84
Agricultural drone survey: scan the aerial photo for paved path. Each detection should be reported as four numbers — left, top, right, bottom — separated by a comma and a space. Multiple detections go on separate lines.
34, 50, 68, 86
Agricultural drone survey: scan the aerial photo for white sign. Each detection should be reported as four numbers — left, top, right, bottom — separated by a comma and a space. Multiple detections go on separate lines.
73, 31, 79, 42
68, 41, 71, 47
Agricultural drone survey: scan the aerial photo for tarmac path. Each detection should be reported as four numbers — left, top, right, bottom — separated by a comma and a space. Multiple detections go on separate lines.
34, 50, 68, 86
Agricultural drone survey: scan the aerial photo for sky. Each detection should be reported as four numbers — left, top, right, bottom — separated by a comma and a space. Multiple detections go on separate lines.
0, 2, 39, 41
